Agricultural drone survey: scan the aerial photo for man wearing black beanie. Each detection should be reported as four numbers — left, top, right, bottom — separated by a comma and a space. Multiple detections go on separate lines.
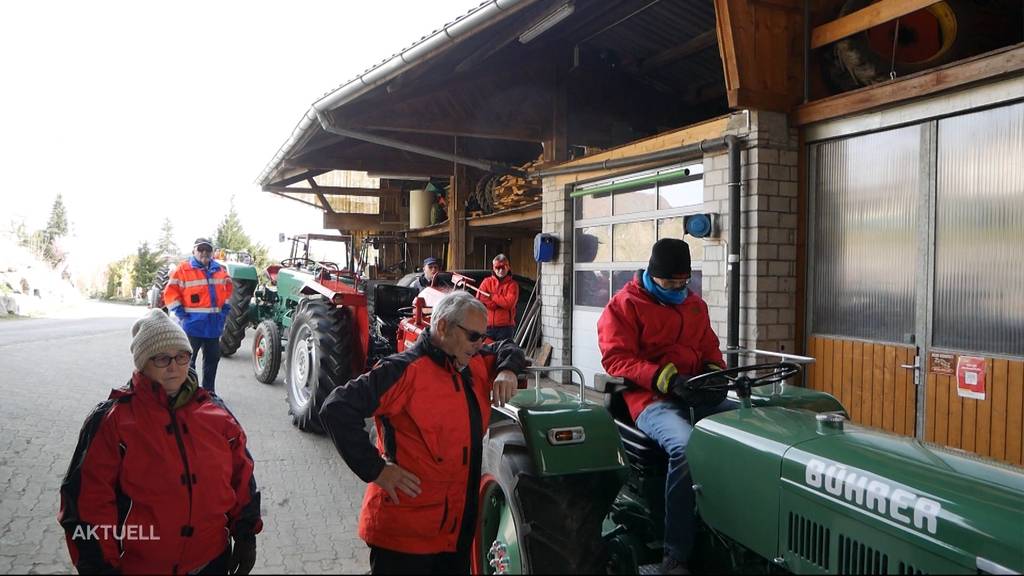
597, 238, 728, 575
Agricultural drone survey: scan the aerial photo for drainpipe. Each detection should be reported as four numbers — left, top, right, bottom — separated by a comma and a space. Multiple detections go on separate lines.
726, 135, 741, 368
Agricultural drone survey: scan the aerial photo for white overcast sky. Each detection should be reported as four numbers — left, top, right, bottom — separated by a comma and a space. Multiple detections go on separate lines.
0, 0, 480, 271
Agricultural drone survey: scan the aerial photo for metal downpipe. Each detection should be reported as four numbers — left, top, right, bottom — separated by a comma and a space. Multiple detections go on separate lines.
726, 135, 741, 368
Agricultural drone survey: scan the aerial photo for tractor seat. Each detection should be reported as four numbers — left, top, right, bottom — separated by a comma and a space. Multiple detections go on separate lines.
595, 374, 667, 472
265, 264, 282, 285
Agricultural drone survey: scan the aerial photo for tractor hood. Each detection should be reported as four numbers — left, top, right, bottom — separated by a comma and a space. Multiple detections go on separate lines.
781, 424, 1024, 574
690, 408, 1024, 573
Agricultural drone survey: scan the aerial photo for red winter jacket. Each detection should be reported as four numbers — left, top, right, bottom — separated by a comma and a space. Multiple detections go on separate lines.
478, 274, 519, 328
59, 372, 262, 575
320, 330, 526, 555
598, 273, 725, 421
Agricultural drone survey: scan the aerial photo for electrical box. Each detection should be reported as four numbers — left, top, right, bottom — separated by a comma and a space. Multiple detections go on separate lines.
534, 233, 557, 263
684, 213, 717, 238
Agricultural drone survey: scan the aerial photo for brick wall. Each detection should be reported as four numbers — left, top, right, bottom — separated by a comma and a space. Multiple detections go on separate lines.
540, 179, 573, 383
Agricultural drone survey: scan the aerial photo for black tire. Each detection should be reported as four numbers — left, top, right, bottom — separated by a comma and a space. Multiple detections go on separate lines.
284, 298, 352, 434
478, 421, 623, 574
220, 279, 257, 357
252, 319, 282, 385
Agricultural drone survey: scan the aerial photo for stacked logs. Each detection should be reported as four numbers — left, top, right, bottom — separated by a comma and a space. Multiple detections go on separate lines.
469, 159, 543, 216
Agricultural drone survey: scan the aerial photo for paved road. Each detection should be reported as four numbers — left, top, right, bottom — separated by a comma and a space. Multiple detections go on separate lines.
0, 302, 369, 574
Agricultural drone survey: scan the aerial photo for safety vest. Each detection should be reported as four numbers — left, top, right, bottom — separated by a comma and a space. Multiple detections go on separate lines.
164, 258, 232, 338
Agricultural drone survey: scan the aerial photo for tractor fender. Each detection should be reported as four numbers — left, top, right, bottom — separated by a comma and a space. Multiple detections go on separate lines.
299, 283, 367, 307
224, 262, 259, 282
497, 387, 629, 478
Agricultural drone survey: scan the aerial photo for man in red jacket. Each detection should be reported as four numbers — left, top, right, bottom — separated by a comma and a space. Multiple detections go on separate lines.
477, 254, 519, 342
320, 291, 527, 574
597, 238, 727, 575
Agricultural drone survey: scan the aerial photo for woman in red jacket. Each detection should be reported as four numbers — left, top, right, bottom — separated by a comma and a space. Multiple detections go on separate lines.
477, 254, 519, 342
59, 309, 262, 575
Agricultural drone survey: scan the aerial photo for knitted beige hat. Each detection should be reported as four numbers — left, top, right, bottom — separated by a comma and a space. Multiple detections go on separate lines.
130, 309, 192, 371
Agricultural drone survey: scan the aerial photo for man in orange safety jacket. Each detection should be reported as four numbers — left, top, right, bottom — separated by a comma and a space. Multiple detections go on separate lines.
163, 237, 233, 392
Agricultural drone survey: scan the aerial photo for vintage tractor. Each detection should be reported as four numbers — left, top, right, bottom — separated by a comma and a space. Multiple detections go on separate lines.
218, 234, 369, 433
472, 354, 1024, 575
389, 272, 490, 351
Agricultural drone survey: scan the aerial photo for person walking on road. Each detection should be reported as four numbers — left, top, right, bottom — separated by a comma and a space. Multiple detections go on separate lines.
58, 309, 262, 575
320, 291, 527, 574
163, 237, 232, 393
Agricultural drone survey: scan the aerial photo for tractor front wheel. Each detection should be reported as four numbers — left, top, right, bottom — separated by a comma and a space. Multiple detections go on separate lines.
284, 299, 352, 434
252, 319, 282, 384
474, 421, 619, 574
220, 279, 257, 357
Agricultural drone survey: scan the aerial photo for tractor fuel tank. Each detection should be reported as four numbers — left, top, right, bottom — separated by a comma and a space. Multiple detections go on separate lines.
689, 407, 1024, 574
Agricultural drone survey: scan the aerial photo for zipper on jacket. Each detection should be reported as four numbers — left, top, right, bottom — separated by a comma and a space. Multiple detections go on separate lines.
167, 408, 194, 567
450, 373, 461, 392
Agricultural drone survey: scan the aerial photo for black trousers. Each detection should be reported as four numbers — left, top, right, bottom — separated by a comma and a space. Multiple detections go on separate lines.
486, 325, 515, 343
369, 545, 470, 575
188, 335, 221, 393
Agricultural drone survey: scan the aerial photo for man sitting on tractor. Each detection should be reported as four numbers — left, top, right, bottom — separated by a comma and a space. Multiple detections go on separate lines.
597, 238, 728, 575
416, 256, 441, 289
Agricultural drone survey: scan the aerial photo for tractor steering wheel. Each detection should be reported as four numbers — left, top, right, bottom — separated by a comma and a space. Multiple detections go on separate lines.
396, 306, 415, 318
683, 362, 801, 396
315, 261, 340, 272
281, 257, 317, 270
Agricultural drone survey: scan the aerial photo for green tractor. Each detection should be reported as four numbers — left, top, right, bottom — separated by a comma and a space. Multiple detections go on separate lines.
218, 234, 369, 433
473, 353, 1024, 575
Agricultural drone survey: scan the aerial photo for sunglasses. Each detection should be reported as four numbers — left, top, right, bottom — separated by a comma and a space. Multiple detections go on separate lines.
456, 324, 487, 343
150, 351, 192, 368
195, 246, 213, 254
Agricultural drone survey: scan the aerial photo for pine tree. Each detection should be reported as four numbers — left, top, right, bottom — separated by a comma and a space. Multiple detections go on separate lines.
41, 194, 70, 267
133, 242, 162, 290
214, 201, 252, 251
156, 218, 180, 259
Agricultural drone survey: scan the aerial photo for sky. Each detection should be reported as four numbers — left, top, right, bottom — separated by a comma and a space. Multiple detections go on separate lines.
0, 0, 481, 276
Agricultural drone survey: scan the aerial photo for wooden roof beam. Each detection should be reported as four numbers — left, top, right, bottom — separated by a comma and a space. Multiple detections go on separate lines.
640, 29, 718, 74
811, 0, 942, 49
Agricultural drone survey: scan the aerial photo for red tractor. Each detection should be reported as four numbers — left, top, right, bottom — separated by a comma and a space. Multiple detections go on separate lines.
394, 272, 489, 351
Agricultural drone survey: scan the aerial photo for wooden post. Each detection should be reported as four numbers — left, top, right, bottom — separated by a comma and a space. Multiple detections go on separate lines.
448, 139, 468, 269
544, 58, 569, 163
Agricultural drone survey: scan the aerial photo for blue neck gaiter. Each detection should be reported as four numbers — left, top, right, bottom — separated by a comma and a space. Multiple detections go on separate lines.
642, 269, 688, 305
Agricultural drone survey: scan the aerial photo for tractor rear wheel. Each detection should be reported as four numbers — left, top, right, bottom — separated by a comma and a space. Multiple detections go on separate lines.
285, 298, 352, 434
220, 279, 256, 357
474, 421, 619, 574
252, 319, 282, 385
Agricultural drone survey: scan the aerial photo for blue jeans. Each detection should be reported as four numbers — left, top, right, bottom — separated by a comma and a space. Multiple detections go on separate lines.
188, 335, 221, 393
635, 398, 733, 564
486, 325, 515, 342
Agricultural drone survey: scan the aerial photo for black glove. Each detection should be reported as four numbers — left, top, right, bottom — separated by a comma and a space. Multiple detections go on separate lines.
228, 536, 257, 575
668, 373, 727, 408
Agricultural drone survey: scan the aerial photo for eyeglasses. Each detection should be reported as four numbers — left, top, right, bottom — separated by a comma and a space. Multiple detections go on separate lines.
456, 324, 487, 343
150, 351, 192, 368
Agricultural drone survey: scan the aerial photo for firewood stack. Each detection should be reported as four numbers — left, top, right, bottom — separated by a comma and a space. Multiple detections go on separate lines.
469, 158, 543, 216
